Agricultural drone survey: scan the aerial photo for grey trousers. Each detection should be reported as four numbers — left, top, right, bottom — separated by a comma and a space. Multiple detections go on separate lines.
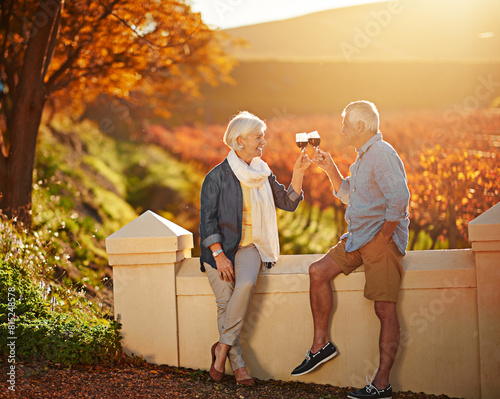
205, 244, 262, 371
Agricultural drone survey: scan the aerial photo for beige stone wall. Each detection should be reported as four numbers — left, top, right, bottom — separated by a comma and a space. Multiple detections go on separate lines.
177, 250, 479, 399
468, 203, 500, 399
106, 203, 500, 399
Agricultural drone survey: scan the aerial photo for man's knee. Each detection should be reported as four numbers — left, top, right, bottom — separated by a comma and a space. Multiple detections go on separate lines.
309, 257, 341, 283
374, 301, 397, 320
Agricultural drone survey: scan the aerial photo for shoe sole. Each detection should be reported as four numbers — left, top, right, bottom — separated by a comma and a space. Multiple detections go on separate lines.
291, 350, 338, 376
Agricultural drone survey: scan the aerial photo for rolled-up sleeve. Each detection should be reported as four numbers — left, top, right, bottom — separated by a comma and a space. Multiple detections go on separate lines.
333, 177, 351, 205
202, 233, 222, 249
287, 184, 302, 202
270, 174, 303, 211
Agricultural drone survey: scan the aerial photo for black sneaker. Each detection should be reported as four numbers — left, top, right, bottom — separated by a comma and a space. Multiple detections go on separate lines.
291, 342, 338, 376
347, 383, 393, 399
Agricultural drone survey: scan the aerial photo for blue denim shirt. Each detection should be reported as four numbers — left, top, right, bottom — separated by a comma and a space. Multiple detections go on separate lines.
334, 133, 410, 255
200, 158, 303, 271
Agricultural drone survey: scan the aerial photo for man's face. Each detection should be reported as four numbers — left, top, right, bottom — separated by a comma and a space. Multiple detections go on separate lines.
341, 114, 361, 148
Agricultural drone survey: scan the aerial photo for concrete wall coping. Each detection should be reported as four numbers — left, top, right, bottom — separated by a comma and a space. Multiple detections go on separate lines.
177, 249, 477, 296
105, 210, 193, 255
187, 249, 475, 276
468, 202, 500, 242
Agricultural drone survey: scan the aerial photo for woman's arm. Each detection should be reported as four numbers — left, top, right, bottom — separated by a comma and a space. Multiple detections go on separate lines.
208, 242, 235, 282
200, 170, 235, 282
271, 152, 311, 212
291, 151, 312, 194
200, 173, 223, 248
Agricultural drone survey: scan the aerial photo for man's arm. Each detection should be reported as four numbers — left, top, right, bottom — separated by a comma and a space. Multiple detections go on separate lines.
381, 221, 399, 242
373, 150, 411, 241
312, 150, 345, 193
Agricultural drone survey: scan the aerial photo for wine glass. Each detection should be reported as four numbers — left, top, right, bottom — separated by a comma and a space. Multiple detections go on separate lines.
307, 131, 321, 152
296, 133, 308, 152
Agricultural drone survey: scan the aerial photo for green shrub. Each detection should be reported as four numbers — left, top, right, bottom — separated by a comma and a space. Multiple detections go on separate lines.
1, 314, 122, 365
0, 219, 122, 365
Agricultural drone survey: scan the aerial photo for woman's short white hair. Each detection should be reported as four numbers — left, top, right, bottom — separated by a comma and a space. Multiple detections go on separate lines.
223, 111, 266, 151
342, 100, 380, 134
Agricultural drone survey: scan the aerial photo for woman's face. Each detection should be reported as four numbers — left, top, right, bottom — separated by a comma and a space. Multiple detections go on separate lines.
237, 129, 267, 163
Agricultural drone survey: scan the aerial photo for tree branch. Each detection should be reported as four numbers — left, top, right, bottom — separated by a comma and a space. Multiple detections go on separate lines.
42, 2, 63, 79
98, 0, 205, 50
0, 0, 15, 64
45, 0, 120, 93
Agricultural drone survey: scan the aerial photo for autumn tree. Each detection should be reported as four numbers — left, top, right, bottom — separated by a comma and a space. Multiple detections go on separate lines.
0, 0, 235, 227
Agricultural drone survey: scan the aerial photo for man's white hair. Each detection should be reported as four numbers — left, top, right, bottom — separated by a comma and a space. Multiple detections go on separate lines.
342, 100, 380, 134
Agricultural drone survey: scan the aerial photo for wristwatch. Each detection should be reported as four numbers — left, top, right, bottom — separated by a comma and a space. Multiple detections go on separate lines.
212, 249, 223, 258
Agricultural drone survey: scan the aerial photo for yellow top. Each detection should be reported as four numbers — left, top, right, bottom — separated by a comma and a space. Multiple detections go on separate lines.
239, 182, 253, 247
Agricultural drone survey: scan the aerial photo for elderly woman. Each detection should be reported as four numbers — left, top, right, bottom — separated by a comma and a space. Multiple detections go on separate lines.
200, 111, 311, 385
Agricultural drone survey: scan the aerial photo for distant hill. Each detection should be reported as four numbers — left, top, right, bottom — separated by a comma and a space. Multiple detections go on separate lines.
197, 61, 500, 123
182, 0, 500, 124
224, 0, 500, 62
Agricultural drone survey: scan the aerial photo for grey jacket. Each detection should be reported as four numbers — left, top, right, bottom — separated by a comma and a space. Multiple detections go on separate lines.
200, 158, 303, 271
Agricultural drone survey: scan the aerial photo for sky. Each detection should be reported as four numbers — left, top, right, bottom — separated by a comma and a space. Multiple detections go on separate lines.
189, 0, 389, 29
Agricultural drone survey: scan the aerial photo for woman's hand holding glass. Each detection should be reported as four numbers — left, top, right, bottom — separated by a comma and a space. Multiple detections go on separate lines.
294, 150, 312, 174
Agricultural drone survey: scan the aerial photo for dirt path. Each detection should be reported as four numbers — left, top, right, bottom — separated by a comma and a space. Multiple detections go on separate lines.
3, 361, 461, 399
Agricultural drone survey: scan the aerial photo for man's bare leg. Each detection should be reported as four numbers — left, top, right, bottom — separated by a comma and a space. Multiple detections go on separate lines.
309, 255, 343, 352
373, 301, 400, 389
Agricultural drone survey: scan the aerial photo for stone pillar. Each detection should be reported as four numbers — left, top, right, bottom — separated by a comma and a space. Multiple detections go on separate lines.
105, 210, 193, 366
468, 202, 500, 399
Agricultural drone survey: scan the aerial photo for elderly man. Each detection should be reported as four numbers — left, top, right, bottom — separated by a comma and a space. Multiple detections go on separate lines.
291, 101, 410, 399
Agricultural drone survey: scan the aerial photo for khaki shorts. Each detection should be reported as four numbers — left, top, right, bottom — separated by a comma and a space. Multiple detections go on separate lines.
326, 230, 404, 302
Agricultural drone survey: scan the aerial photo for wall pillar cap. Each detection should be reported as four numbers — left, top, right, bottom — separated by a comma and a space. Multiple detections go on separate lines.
468, 202, 500, 243
105, 210, 193, 256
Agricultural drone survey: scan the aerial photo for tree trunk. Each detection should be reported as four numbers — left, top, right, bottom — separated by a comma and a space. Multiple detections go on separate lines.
0, 0, 62, 228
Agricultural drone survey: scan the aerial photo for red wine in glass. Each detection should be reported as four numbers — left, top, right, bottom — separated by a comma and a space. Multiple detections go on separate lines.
307, 131, 321, 151
296, 133, 308, 151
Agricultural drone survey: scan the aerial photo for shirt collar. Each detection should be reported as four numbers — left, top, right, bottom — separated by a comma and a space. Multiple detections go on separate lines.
356, 132, 382, 155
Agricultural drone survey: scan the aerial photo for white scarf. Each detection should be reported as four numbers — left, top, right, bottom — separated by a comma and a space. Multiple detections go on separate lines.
227, 149, 279, 264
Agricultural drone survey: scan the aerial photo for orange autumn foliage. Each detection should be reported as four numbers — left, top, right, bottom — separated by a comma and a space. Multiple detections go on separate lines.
147, 109, 500, 250
0, 0, 236, 226
1, 0, 235, 123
